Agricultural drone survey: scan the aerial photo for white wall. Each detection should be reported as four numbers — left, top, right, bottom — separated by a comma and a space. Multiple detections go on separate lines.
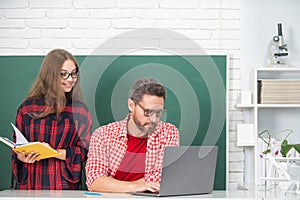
241, 0, 300, 90
0, 0, 244, 186
240, 0, 300, 185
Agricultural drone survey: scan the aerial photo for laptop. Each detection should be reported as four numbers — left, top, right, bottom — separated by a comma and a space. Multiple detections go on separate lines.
133, 146, 218, 197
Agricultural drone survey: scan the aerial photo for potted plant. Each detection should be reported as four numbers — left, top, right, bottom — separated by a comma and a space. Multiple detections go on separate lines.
258, 129, 300, 157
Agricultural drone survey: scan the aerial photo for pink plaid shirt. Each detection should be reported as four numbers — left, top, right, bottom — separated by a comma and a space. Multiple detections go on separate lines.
85, 115, 179, 189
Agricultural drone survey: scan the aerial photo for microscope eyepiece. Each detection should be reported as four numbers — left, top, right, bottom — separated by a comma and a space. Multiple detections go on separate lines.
277, 23, 282, 36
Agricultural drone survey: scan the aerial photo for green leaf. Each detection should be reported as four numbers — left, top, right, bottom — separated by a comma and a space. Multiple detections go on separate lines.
291, 144, 300, 154
280, 140, 293, 157
263, 149, 271, 154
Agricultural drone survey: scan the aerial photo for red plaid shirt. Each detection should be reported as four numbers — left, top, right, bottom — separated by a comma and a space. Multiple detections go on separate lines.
85, 115, 179, 190
12, 99, 92, 190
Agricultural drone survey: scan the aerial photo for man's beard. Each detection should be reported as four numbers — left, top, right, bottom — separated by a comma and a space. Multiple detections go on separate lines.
132, 113, 157, 135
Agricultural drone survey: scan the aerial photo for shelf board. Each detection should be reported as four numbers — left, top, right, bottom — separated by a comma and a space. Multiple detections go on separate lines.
236, 104, 254, 108
236, 104, 300, 108
262, 156, 300, 162
257, 104, 300, 108
274, 157, 300, 162
257, 67, 300, 71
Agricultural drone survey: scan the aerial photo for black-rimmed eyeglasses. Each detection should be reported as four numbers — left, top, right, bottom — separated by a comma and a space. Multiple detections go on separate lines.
60, 71, 78, 80
136, 101, 166, 118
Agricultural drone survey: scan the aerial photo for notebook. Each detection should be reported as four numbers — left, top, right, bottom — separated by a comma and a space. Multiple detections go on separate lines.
132, 146, 218, 197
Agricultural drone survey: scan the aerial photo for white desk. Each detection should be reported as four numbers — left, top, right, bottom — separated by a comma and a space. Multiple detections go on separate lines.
0, 189, 299, 200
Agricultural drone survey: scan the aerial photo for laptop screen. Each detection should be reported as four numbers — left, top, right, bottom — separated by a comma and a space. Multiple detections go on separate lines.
133, 146, 218, 197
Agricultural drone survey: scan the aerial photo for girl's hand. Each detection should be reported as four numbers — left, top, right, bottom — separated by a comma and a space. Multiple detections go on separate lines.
13, 149, 39, 163
56, 149, 66, 160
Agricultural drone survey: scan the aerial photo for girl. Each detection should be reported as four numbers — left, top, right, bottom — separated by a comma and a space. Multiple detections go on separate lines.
12, 49, 92, 190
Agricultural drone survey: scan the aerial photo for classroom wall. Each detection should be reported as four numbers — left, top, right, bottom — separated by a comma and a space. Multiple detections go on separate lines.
0, 0, 243, 186
240, 0, 300, 90
239, 0, 300, 185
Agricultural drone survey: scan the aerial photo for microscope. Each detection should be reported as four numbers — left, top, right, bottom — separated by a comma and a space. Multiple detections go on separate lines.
267, 23, 288, 67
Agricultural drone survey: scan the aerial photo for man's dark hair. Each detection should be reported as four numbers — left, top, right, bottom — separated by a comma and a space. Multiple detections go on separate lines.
128, 78, 166, 103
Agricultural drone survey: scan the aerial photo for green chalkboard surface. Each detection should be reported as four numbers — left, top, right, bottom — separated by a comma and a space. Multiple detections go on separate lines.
0, 55, 227, 190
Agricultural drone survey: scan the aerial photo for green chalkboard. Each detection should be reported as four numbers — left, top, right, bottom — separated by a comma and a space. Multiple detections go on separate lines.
0, 55, 227, 190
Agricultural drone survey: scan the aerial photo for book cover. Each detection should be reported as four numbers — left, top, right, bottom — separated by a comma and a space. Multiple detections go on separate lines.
0, 123, 61, 161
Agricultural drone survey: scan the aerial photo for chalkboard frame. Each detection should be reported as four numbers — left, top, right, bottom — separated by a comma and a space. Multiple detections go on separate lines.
0, 55, 228, 190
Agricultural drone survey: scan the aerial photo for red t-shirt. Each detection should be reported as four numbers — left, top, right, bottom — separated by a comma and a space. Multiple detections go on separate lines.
114, 134, 148, 181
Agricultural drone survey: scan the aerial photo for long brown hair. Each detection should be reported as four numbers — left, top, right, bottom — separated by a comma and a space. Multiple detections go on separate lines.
26, 49, 83, 119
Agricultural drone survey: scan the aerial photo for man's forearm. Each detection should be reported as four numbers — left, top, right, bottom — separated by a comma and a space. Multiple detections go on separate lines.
89, 177, 159, 193
89, 176, 136, 193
